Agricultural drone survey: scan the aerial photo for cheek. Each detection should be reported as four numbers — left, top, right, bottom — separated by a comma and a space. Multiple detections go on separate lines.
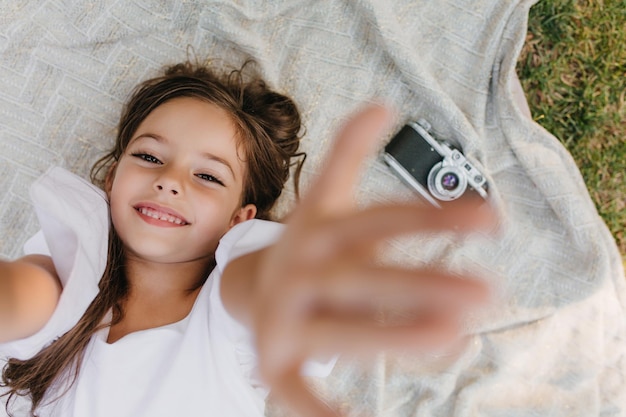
108, 193, 128, 243
107, 167, 136, 231
108, 162, 141, 203
191, 199, 238, 241
108, 182, 125, 222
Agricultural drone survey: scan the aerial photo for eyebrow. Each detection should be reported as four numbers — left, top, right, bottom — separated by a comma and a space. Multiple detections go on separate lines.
133, 133, 237, 179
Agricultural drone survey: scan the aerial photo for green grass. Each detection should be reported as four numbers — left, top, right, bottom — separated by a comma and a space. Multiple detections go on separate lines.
517, 0, 626, 262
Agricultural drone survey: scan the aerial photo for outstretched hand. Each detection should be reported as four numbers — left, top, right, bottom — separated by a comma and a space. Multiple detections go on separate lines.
229, 105, 495, 417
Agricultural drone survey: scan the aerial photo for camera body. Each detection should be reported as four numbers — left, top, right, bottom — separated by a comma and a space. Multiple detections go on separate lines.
382, 120, 488, 208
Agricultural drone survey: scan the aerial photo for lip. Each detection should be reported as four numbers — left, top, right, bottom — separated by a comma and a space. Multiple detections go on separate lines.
133, 202, 190, 227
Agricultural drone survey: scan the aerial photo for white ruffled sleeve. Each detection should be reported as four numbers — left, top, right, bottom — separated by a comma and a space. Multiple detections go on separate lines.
0, 167, 109, 361
208, 220, 337, 393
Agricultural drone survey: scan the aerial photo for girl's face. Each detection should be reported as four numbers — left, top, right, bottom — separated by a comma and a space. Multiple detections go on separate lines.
108, 97, 256, 265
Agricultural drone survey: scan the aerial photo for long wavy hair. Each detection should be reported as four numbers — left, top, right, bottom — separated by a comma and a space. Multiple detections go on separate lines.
1, 60, 305, 416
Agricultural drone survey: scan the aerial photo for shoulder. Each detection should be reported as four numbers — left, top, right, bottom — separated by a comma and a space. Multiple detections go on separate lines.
215, 219, 284, 271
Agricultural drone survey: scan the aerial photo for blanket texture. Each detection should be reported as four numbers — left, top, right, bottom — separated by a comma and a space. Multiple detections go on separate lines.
1, 1, 624, 416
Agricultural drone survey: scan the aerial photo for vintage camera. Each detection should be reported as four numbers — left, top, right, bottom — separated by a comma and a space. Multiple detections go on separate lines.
382, 120, 488, 208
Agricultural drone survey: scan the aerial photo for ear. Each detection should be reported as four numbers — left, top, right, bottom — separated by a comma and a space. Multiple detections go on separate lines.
104, 162, 118, 197
229, 204, 257, 227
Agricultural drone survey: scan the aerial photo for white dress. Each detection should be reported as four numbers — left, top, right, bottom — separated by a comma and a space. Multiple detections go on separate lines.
0, 167, 333, 417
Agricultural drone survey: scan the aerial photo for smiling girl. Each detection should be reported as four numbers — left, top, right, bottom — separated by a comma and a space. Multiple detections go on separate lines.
0, 61, 492, 417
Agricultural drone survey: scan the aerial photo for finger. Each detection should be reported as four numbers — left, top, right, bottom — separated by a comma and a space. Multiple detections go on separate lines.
303, 104, 394, 213
316, 265, 490, 311
266, 366, 341, 417
303, 311, 464, 357
300, 200, 496, 262
340, 198, 496, 234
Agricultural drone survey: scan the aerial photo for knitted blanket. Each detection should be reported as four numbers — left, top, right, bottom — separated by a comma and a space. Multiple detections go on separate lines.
1, 1, 624, 416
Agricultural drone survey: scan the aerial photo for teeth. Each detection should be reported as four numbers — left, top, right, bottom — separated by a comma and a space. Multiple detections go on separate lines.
138, 207, 186, 225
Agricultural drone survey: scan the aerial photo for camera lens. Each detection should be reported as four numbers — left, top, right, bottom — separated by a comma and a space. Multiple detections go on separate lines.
440, 173, 459, 191
427, 163, 467, 201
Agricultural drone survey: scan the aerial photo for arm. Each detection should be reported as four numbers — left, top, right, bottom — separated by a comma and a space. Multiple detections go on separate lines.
221, 248, 265, 329
221, 105, 495, 417
0, 255, 61, 343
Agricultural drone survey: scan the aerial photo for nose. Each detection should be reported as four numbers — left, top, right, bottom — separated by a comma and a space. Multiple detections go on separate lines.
154, 167, 183, 196
155, 184, 178, 195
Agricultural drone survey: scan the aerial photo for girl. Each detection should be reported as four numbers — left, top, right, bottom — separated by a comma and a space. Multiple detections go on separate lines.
0, 61, 492, 417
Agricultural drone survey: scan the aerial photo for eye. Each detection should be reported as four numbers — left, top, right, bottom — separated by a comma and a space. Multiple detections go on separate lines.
132, 153, 162, 165
196, 173, 225, 186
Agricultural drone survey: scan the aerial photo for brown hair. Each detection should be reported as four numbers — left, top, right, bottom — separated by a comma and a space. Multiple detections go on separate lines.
1, 61, 305, 415
95, 60, 305, 220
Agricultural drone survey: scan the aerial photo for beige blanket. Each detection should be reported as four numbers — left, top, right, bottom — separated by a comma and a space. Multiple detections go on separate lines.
1, 1, 624, 416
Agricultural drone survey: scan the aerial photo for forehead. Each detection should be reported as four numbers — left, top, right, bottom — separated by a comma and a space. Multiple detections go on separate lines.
140, 96, 235, 135
132, 97, 247, 172
135, 97, 241, 149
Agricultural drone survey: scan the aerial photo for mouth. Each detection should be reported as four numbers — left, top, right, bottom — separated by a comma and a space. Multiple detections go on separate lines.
134, 204, 190, 226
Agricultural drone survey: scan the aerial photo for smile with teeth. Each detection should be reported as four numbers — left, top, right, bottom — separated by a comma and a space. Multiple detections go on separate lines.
137, 207, 188, 225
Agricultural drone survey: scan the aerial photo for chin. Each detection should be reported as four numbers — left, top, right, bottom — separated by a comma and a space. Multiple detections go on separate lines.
125, 243, 216, 266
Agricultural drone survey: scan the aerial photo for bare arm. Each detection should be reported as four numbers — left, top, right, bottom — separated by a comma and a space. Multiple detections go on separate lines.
221, 248, 265, 329
0, 255, 61, 343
